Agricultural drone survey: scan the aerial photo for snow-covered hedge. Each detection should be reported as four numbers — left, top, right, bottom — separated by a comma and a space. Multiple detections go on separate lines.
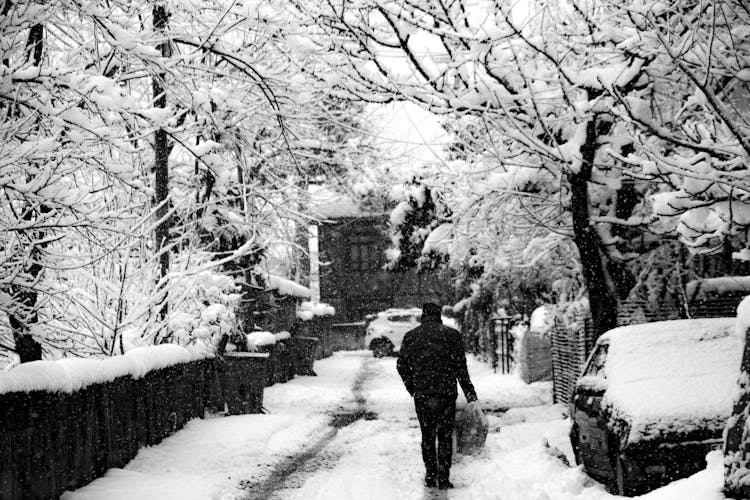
296, 301, 335, 321
0, 344, 213, 395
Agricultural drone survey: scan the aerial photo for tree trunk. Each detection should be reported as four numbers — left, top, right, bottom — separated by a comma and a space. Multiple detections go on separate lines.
153, 4, 170, 327
570, 118, 619, 338
723, 324, 750, 497
10, 20, 45, 362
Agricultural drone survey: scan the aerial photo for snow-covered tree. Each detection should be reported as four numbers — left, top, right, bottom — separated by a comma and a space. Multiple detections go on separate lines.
609, 0, 750, 259
294, 0, 750, 336
0, 0, 383, 365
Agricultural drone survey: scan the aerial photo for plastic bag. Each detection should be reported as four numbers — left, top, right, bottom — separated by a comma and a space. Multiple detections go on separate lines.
454, 402, 488, 455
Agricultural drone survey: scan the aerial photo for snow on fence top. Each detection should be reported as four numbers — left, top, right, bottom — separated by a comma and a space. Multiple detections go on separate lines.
0, 344, 212, 395
244, 330, 291, 350
267, 274, 312, 298
246, 331, 276, 348
686, 276, 750, 299
598, 317, 740, 443
275, 331, 291, 341
297, 301, 335, 321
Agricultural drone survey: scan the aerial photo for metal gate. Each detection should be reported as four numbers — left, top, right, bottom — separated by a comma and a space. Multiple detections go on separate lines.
492, 316, 514, 373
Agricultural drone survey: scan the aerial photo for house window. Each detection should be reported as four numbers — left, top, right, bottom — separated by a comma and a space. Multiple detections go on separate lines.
347, 237, 380, 272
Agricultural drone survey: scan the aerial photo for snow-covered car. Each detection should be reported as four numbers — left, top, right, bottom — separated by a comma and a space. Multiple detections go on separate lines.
569, 318, 741, 496
364, 308, 421, 357
364, 307, 457, 357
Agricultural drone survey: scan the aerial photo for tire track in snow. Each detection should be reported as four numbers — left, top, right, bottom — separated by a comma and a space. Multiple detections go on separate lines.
236, 356, 377, 500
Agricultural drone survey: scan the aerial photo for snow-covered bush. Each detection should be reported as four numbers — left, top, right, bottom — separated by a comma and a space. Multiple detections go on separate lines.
165, 266, 242, 348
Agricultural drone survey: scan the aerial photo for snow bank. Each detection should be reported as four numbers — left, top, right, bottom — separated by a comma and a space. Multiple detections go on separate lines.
686, 276, 750, 299
267, 274, 312, 298
297, 301, 335, 321
0, 344, 212, 394
600, 318, 740, 443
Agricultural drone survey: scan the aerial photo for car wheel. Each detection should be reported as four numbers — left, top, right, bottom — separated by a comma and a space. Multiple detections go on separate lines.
369, 337, 394, 358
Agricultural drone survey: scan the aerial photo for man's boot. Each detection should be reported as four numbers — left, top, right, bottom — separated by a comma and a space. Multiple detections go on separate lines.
438, 479, 454, 490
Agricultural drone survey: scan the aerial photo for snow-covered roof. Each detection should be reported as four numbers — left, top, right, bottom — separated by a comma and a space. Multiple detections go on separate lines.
596, 318, 740, 444
267, 274, 312, 298
0, 344, 212, 395
308, 184, 366, 219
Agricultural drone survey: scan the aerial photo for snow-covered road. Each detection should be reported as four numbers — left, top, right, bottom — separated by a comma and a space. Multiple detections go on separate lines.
64, 351, 726, 500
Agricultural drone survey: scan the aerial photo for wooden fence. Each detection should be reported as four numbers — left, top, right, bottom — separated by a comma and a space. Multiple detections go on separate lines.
688, 294, 745, 319
0, 333, 325, 500
0, 359, 229, 500
550, 316, 596, 405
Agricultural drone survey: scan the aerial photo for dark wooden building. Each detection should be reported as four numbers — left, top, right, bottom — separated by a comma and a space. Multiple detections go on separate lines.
318, 215, 451, 321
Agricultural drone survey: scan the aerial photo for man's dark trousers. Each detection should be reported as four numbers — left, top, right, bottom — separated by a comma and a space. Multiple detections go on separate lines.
414, 394, 456, 483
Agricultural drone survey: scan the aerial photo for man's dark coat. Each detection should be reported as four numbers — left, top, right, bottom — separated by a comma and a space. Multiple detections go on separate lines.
397, 317, 477, 401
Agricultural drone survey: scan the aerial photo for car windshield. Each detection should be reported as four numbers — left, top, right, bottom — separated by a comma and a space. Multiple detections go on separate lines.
583, 344, 608, 378
386, 314, 417, 322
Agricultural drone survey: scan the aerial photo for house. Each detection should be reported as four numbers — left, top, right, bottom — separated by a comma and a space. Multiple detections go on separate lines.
311, 187, 451, 321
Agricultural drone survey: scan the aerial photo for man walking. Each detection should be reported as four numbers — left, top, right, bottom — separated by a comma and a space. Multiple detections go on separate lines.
397, 302, 478, 490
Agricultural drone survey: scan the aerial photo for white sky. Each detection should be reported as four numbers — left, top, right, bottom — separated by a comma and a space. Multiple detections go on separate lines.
366, 101, 447, 172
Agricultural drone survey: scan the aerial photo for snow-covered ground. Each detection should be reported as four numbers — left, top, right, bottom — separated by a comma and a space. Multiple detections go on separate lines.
64, 352, 726, 500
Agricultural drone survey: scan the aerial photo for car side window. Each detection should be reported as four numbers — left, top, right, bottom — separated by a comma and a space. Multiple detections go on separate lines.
387, 314, 415, 322
583, 344, 608, 378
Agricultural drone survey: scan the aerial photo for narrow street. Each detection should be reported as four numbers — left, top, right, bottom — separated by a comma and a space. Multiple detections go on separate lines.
237, 352, 576, 500
64, 352, 723, 500
238, 357, 379, 500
